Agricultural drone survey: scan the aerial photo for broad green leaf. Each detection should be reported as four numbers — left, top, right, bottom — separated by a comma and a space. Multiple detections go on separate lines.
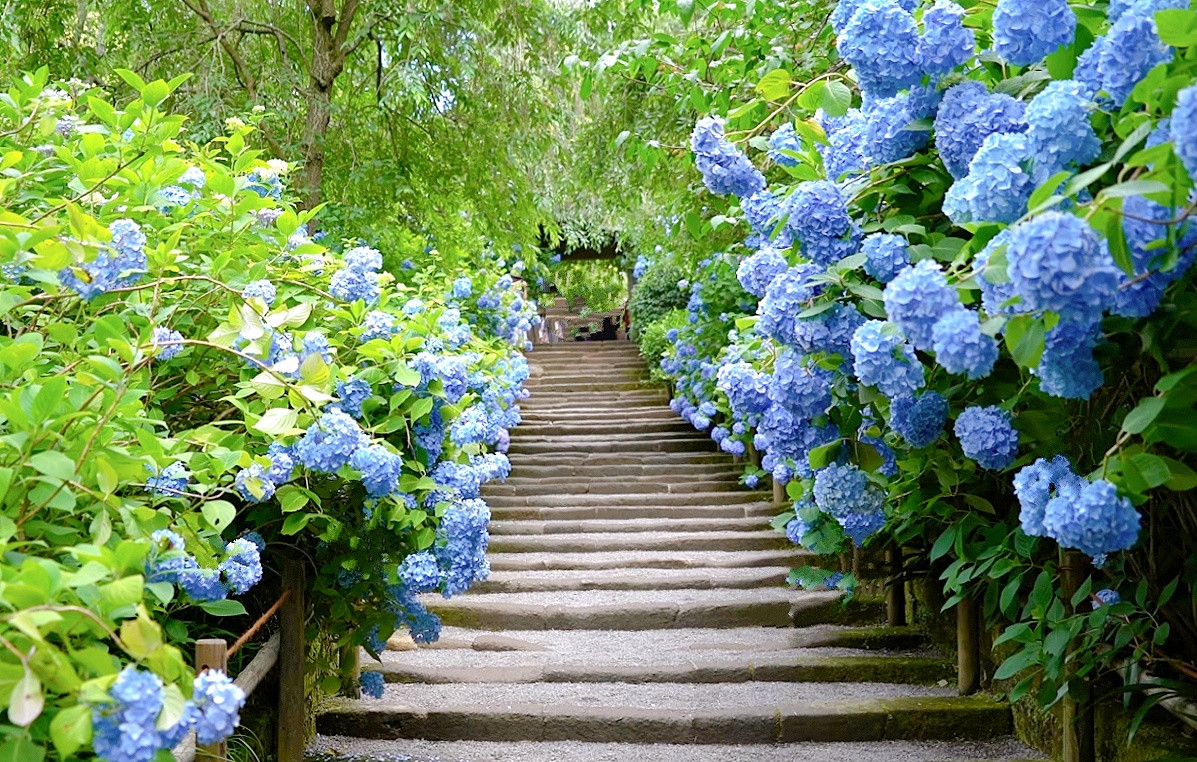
755, 69, 792, 101
1121, 396, 1165, 435
8, 670, 43, 727
49, 704, 91, 757
201, 500, 236, 531
254, 407, 298, 436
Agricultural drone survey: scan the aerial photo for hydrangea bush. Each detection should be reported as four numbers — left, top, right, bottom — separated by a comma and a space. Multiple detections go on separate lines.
627, 0, 1197, 718
0, 70, 539, 757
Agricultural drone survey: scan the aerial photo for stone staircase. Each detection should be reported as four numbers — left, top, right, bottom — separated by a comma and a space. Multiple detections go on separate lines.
310, 341, 1043, 762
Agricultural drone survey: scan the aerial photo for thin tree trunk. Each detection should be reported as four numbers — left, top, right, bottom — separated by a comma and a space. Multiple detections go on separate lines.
301, 0, 360, 211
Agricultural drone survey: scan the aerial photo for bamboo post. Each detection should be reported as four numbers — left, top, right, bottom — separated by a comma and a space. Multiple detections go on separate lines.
1060, 549, 1095, 762
277, 558, 306, 762
886, 545, 906, 627
957, 596, 980, 695
195, 639, 229, 762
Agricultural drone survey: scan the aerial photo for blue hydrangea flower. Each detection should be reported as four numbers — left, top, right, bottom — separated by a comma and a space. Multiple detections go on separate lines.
974, 230, 1021, 316
757, 264, 826, 344
398, 551, 443, 593
840, 508, 887, 546
1172, 84, 1197, 183
234, 464, 276, 503
265, 442, 295, 484
954, 405, 1019, 470
360, 671, 385, 699
1005, 212, 1119, 323
1036, 319, 1105, 400
992, 0, 1075, 66
737, 247, 789, 297
179, 166, 206, 188
768, 349, 834, 420
59, 218, 148, 299
931, 309, 998, 378
769, 123, 802, 166
93, 668, 172, 762
362, 310, 398, 341
351, 443, 402, 497
1096, 1, 1183, 106
220, 537, 263, 594
179, 567, 228, 602
785, 515, 811, 546
1093, 589, 1121, 608
934, 82, 1027, 179
862, 233, 909, 283
863, 87, 937, 165
146, 461, 190, 496
794, 303, 866, 362
403, 298, 426, 316
813, 463, 885, 519
243, 279, 277, 305
782, 181, 861, 266
1111, 196, 1197, 318
451, 276, 473, 299
345, 246, 383, 272
192, 670, 246, 745
818, 108, 873, 178
943, 132, 1035, 224
890, 392, 948, 447
858, 417, 898, 477
151, 327, 185, 361
1013, 455, 1085, 537
851, 321, 925, 398
336, 377, 373, 419
837, 0, 924, 98
1025, 80, 1101, 175
295, 409, 366, 473
1043, 479, 1140, 566
716, 362, 772, 418
882, 260, 960, 351
691, 117, 767, 198
330, 266, 380, 304
301, 330, 333, 364
831, 0, 917, 32
919, 0, 975, 78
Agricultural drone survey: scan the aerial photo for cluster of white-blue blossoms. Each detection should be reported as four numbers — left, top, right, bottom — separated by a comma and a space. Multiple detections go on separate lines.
146, 530, 265, 602
656, 0, 1197, 562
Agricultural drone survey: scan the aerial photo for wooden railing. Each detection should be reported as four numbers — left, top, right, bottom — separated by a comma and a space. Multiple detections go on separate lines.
174, 558, 306, 762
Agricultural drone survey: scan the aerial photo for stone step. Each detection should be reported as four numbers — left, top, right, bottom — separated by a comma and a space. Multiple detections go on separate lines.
523, 380, 656, 393
485, 491, 769, 508
422, 588, 843, 630
511, 430, 713, 445
316, 690, 1012, 744
484, 477, 742, 494
489, 516, 769, 536
488, 530, 788, 554
519, 399, 671, 412
508, 439, 716, 455
511, 452, 737, 467
526, 370, 651, 381
474, 567, 790, 592
488, 503, 775, 522
488, 548, 809, 571
505, 463, 746, 479
511, 421, 697, 436
307, 736, 1047, 762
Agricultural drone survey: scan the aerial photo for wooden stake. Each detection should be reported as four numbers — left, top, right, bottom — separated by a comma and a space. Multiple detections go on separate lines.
277, 558, 306, 762
957, 597, 980, 695
1060, 549, 1095, 762
772, 477, 785, 507
196, 639, 228, 762
886, 545, 906, 627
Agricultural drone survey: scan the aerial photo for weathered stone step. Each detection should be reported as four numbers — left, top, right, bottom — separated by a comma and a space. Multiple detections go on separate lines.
375, 653, 955, 686
307, 736, 1047, 761
511, 421, 697, 436
488, 503, 774, 522
489, 516, 768, 536
520, 389, 667, 402
508, 438, 715, 455
512, 453, 736, 467
485, 491, 769, 508
511, 430, 713, 445
317, 691, 1011, 744
488, 530, 787, 554
484, 476, 742, 494
523, 380, 655, 393
474, 566, 789, 592
422, 588, 841, 630
527, 368, 650, 379
488, 548, 808, 571
506, 463, 745, 479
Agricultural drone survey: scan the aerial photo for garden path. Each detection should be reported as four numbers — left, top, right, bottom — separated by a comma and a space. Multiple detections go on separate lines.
309, 341, 1043, 762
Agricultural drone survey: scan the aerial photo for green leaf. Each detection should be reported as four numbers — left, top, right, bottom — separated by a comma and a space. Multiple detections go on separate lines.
201, 500, 236, 531
254, 407, 298, 436
755, 69, 792, 101
821, 80, 852, 116
28, 451, 76, 481
994, 645, 1040, 680
198, 599, 248, 617
0, 734, 45, 762
113, 68, 148, 92
1129, 453, 1171, 489
1005, 315, 1046, 369
1121, 396, 1165, 435
1161, 457, 1197, 491
281, 513, 311, 535
87, 97, 117, 126
7, 669, 42, 727
1155, 9, 1197, 46
49, 705, 91, 757
141, 80, 171, 107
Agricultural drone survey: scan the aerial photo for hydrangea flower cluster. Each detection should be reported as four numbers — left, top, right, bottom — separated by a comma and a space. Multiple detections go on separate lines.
781, 181, 860, 267
930, 309, 999, 379
954, 406, 1019, 470
882, 260, 960, 350
330, 246, 383, 304
151, 327, 185, 361
991, 0, 1076, 66
851, 321, 924, 398
737, 247, 789, 297
934, 82, 1027, 179
768, 123, 802, 167
890, 392, 948, 448
691, 117, 766, 198
1004, 212, 1120, 323
59, 219, 148, 299
862, 233, 909, 283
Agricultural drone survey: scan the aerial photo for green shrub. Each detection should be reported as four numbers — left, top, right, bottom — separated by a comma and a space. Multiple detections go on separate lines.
637, 309, 688, 376
628, 260, 687, 339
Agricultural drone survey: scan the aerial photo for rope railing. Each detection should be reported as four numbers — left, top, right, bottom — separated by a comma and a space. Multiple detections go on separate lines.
174, 558, 306, 762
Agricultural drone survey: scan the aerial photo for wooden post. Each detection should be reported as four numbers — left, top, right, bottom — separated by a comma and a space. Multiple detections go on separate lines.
772, 477, 785, 507
957, 596, 980, 695
886, 545, 906, 627
1060, 549, 1095, 762
339, 642, 361, 699
277, 558, 306, 762
196, 639, 229, 762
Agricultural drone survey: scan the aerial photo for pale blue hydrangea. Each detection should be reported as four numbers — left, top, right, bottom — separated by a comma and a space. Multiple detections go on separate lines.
192, 670, 246, 745
220, 537, 263, 594
335, 377, 373, 419
862, 87, 937, 164
151, 327, 185, 360
850, 320, 925, 398
931, 309, 998, 378
59, 218, 148, 299
882, 260, 960, 351
785, 515, 811, 546
737, 247, 789, 297
862, 233, 909, 283
179, 567, 228, 602
1036, 319, 1104, 400
813, 462, 885, 518
1093, 589, 1121, 607
1095, 1, 1182, 106
330, 266, 380, 304
362, 310, 398, 341
180, 166, 206, 188
992, 0, 1075, 66
234, 464, 276, 503
768, 350, 835, 419
452, 276, 473, 299
890, 392, 948, 447
943, 132, 1035, 224
841, 508, 887, 546
830, 0, 917, 32
1004, 212, 1119, 322
295, 409, 366, 473
757, 264, 826, 344
301, 330, 333, 364
243, 279, 276, 305
782, 180, 861, 266
398, 551, 443, 593
1172, 84, 1197, 182
818, 108, 873, 178
93, 667, 180, 762
769, 123, 802, 167
691, 117, 767, 198
1043, 479, 1140, 566
793, 302, 866, 361
146, 461, 189, 496
1111, 196, 1197, 318
974, 230, 1020, 316
837, 0, 924, 98
351, 443, 402, 497
934, 82, 1027, 179
919, 0, 975, 78
344, 246, 383, 272
954, 405, 1019, 470
1025, 80, 1101, 175
1013, 455, 1085, 537
716, 362, 772, 418
633, 255, 650, 279
265, 442, 294, 484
